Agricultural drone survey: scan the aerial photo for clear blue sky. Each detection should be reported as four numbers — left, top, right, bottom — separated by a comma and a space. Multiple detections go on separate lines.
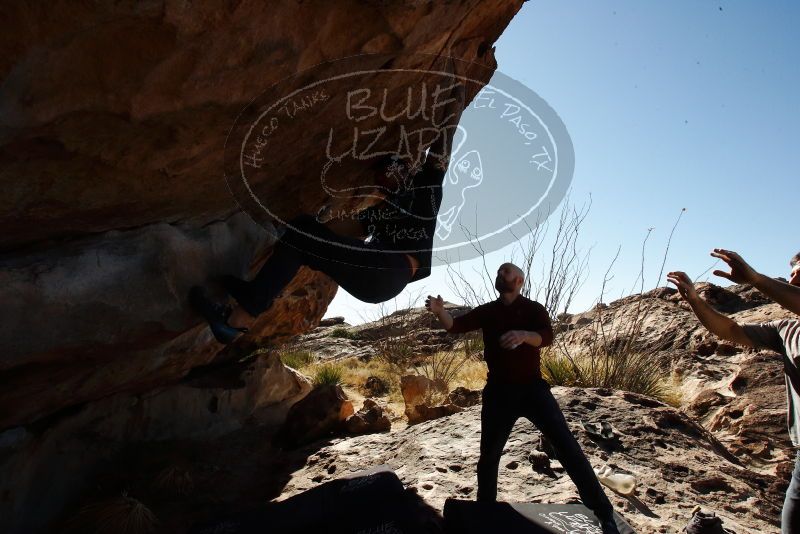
325, 0, 799, 325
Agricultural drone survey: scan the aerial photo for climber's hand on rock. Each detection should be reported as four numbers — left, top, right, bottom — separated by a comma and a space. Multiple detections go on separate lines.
666, 271, 698, 301
425, 294, 444, 315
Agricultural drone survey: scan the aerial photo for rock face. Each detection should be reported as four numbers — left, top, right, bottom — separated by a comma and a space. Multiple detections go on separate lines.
1, 0, 518, 429
2, 350, 312, 533
1, 1, 524, 530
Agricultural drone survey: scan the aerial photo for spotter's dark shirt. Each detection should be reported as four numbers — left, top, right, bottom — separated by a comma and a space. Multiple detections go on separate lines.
446, 295, 554, 385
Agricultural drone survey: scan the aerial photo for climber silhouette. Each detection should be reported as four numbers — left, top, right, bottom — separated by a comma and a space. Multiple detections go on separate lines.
189, 81, 466, 343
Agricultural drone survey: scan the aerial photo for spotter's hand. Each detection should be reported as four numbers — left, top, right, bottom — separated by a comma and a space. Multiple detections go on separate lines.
499, 330, 526, 350
425, 294, 444, 315
710, 248, 759, 285
666, 271, 697, 301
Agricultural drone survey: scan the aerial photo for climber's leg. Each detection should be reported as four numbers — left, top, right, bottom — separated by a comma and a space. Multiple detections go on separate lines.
223, 214, 412, 319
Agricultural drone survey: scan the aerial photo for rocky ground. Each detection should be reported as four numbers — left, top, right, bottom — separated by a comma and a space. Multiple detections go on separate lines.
48, 281, 797, 533
274, 281, 797, 532
58, 385, 785, 533
277, 387, 783, 533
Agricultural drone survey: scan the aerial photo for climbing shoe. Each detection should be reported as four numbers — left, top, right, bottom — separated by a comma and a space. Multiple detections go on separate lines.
683, 506, 733, 534
188, 286, 247, 344
582, 420, 618, 441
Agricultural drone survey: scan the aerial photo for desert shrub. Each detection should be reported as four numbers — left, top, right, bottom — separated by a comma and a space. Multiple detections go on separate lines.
328, 327, 358, 339
542, 345, 674, 402
541, 348, 580, 387
419, 349, 476, 393
313, 364, 344, 387
64, 494, 158, 534
153, 465, 194, 497
279, 349, 315, 369
374, 334, 417, 377
462, 331, 484, 358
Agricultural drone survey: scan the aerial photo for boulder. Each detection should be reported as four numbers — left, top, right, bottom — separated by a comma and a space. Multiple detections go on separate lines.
1, 0, 520, 431
275, 384, 354, 449
447, 386, 482, 408
0, 1, 527, 530
319, 316, 347, 327
400, 375, 463, 424
1, 350, 310, 533
400, 375, 447, 423
363, 376, 389, 397
345, 399, 391, 435
412, 403, 464, 424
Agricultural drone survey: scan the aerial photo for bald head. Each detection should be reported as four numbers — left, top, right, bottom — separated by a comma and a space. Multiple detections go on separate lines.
509, 263, 525, 283
495, 263, 525, 295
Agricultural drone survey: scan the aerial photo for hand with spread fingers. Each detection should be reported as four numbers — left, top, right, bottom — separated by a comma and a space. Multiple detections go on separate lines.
425, 294, 445, 315
666, 271, 698, 301
710, 248, 759, 285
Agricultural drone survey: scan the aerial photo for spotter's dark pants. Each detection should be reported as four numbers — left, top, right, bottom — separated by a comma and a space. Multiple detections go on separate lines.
477, 378, 615, 524
225, 214, 413, 316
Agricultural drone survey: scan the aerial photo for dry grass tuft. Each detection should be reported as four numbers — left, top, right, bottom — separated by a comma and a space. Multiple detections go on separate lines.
541, 347, 680, 404
64, 493, 158, 534
152, 465, 194, 497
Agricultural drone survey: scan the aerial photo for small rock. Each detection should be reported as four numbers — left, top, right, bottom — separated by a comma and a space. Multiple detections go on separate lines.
645, 487, 666, 504
345, 398, 391, 435
363, 376, 388, 397
447, 386, 482, 408
528, 451, 550, 470
695, 340, 717, 356
319, 316, 346, 327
